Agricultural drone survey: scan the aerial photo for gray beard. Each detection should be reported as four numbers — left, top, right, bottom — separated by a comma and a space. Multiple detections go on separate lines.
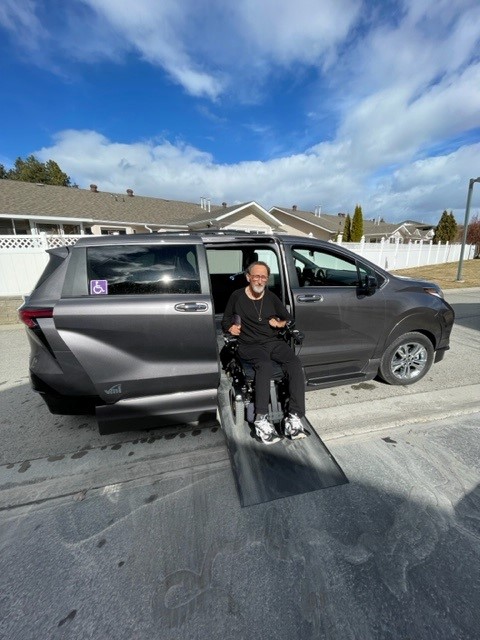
251, 283, 265, 295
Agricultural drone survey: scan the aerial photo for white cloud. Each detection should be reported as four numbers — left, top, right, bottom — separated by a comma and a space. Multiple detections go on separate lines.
1, 0, 361, 99
0, 0, 47, 47
35, 128, 480, 225
234, 0, 361, 65
338, 62, 480, 171
4, 0, 480, 225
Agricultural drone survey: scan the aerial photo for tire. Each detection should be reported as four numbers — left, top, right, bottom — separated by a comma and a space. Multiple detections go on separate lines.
378, 332, 434, 386
229, 386, 245, 428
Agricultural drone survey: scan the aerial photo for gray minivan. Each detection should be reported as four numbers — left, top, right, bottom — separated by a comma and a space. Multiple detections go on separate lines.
19, 231, 455, 432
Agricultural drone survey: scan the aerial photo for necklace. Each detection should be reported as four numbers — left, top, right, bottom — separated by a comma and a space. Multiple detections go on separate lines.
251, 294, 264, 321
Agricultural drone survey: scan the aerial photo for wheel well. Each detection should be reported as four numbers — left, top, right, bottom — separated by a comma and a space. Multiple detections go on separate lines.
382, 325, 437, 355
410, 329, 437, 350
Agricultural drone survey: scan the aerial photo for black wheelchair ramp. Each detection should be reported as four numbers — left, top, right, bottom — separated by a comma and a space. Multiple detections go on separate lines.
218, 380, 348, 507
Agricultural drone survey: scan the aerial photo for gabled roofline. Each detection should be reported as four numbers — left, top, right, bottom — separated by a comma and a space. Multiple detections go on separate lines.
269, 206, 338, 235
190, 201, 283, 228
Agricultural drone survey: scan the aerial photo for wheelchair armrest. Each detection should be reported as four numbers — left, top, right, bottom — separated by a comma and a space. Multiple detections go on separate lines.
290, 328, 305, 345
279, 321, 304, 345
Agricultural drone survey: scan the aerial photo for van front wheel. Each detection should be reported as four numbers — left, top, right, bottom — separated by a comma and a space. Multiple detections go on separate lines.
378, 332, 434, 385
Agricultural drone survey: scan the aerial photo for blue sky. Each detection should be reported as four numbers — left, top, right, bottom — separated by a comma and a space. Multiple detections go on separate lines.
1, 0, 480, 224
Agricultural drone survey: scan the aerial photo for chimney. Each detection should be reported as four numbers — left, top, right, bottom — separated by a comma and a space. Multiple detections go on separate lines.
222, 202, 227, 208
90, 184, 98, 193
126, 189, 134, 197
292, 205, 297, 211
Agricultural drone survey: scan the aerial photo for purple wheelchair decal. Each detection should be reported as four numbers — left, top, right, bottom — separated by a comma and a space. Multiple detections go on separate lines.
90, 280, 108, 295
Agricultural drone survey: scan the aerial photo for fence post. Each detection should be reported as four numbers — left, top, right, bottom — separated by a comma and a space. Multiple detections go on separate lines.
360, 235, 365, 256
393, 237, 400, 270
427, 240, 432, 265
417, 240, 423, 266
406, 240, 411, 267
378, 237, 385, 268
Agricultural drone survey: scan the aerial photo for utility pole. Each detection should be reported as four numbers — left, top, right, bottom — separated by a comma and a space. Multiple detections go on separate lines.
456, 177, 480, 281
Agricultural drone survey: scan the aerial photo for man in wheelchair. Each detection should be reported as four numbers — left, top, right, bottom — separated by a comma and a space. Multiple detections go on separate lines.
221, 261, 306, 445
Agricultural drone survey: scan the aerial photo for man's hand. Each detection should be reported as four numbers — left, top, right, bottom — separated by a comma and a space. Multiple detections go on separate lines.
229, 324, 241, 336
268, 317, 287, 329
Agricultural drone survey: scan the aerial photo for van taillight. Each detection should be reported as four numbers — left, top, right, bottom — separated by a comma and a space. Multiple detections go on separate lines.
19, 308, 53, 329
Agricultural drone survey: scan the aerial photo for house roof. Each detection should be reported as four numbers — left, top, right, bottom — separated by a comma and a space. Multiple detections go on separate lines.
0, 180, 284, 232
0, 180, 435, 239
270, 205, 434, 240
188, 201, 284, 230
270, 206, 348, 234
0, 179, 213, 228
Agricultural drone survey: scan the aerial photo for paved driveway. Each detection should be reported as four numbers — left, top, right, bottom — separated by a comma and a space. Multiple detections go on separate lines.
0, 288, 479, 639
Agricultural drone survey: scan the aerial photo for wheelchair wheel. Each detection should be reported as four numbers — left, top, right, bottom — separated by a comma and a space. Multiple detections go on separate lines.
229, 386, 245, 428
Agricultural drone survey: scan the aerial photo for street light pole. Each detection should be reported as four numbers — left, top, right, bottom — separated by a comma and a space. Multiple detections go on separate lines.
456, 177, 480, 281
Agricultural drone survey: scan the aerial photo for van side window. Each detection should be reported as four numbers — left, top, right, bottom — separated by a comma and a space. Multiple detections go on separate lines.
292, 246, 376, 287
87, 245, 200, 295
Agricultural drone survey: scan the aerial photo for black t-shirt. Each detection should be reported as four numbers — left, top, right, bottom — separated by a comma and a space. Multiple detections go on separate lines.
221, 287, 291, 345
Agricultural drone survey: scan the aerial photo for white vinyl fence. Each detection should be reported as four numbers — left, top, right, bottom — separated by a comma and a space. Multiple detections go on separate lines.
0, 234, 476, 296
335, 236, 475, 271
0, 235, 82, 297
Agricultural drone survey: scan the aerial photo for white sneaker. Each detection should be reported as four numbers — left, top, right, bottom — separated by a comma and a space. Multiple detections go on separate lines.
254, 415, 281, 445
284, 413, 306, 439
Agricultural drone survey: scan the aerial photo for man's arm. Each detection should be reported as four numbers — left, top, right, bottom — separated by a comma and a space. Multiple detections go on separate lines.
221, 290, 239, 334
268, 293, 291, 330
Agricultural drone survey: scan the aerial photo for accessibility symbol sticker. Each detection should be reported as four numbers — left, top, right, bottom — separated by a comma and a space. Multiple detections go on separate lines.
90, 280, 108, 295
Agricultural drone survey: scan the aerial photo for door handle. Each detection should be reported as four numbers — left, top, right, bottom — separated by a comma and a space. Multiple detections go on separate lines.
174, 302, 208, 312
296, 294, 323, 302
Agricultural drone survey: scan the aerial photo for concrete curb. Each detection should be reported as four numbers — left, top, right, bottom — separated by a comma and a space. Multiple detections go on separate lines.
310, 383, 480, 442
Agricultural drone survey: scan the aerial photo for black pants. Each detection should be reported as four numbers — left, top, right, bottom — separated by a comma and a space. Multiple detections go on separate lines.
238, 340, 305, 417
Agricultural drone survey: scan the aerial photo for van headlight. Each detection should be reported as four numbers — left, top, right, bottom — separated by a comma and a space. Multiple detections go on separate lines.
423, 287, 444, 299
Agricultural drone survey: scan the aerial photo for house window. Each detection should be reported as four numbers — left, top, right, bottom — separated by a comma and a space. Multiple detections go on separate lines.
36, 222, 61, 234
0, 219, 14, 234
11, 219, 31, 235
63, 224, 81, 235
100, 227, 127, 235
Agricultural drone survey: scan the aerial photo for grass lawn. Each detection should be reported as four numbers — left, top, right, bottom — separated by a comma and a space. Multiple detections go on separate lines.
391, 259, 480, 289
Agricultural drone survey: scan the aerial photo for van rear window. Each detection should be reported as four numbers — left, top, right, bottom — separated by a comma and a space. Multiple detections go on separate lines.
86, 245, 200, 295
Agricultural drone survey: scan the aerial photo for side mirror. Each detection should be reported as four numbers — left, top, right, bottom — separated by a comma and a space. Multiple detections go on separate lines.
364, 275, 378, 296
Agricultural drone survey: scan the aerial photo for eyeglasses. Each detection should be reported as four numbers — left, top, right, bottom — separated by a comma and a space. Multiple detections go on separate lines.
250, 275, 268, 281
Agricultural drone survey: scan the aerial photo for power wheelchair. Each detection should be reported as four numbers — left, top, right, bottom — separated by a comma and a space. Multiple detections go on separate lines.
219, 323, 304, 431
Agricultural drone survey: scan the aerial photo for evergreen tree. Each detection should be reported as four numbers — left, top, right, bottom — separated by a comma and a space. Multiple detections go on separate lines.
0, 164, 7, 179
44, 159, 71, 186
5, 155, 71, 186
434, 210, 457, 243
448, 211, 458, 241
351, 204, 364, 241
343, 214, 352, 241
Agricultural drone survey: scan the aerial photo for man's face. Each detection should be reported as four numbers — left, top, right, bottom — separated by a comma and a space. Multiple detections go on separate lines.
247, 265, 269, 294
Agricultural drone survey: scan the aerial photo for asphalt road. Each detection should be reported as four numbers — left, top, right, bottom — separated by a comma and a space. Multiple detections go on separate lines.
1, 288, 479, 639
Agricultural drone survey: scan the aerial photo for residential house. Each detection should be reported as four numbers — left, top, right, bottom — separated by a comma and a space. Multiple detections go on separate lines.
0, 180, 284, 236
0, 180, 435, 241
269, 205, 435, 243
